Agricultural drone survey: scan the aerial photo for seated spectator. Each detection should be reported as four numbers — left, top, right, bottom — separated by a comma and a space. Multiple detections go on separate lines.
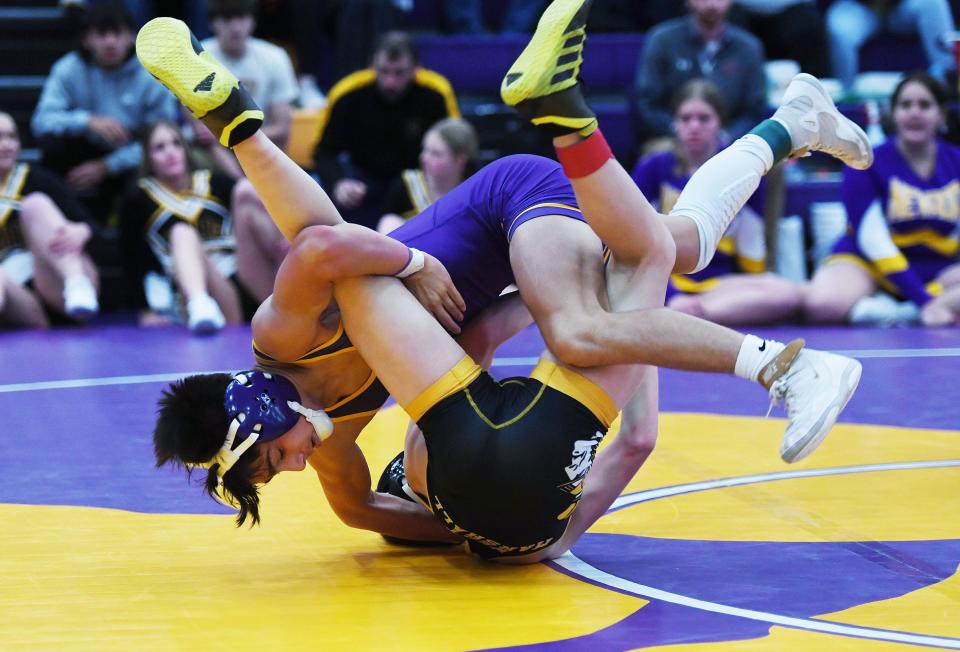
632, 80, 802, 325
731, 0, 830, 78
633, 0, 767, 147
377, 117, 478, 234
313, 31, 460, 230
805, 73, 960, 327
826, 0, 957, 93
30, 2, 177, 223
0, 112, 100, 329
201, 0, 300, 149
119, 121, 286, 334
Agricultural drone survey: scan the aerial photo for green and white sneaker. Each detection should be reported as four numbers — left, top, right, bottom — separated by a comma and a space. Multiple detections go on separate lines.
773, 73, 874, 170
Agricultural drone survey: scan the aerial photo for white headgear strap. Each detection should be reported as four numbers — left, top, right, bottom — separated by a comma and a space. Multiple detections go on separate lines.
187, 412, 262, 481
287, 401, 334, 441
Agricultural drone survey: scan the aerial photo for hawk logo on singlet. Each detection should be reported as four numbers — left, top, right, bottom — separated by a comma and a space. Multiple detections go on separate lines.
193, 72, 216, 92
557, 431, 603, 496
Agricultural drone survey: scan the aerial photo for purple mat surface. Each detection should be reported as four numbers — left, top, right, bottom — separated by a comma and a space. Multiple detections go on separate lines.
1, 324, 956, 514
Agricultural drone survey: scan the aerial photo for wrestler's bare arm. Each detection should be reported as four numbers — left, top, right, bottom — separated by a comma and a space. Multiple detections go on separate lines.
252, 224, 412, 360
309, 419, 459, 542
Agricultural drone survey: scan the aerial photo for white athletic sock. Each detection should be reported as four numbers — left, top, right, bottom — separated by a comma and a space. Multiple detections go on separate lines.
669, 134, 774, 273
734, 334, 786, 383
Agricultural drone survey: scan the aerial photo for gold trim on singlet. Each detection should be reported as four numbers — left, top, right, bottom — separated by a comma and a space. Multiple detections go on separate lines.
405, 356, 482, 422
324, 370, 380, 423
505, 201, 581, 236
530, 359, 617, 428
0, 163, 30, 225
252, 320, 356, 364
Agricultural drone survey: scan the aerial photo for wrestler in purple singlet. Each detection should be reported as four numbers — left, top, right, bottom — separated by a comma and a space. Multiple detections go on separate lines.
389, 154, 584, 324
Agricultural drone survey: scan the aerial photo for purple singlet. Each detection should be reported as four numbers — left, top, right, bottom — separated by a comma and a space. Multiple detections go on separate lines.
389, 154, 583, 325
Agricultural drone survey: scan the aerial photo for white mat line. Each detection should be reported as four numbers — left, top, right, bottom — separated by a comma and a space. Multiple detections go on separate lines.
2, 345, 959, 393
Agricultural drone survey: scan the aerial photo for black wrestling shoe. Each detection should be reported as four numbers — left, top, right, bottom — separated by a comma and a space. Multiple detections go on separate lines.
136, 17, 263, 147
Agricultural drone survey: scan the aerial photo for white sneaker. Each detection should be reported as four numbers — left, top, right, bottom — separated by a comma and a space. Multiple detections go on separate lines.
774, 73, 874, 170
63, 275, 99, 321
186, 294, 225, 334
850, 293, 921, 327
764, 345, 863, 463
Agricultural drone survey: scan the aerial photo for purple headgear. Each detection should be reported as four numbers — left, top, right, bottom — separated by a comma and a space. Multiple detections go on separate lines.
223, 370, 301, 443
189, 370, 334, 482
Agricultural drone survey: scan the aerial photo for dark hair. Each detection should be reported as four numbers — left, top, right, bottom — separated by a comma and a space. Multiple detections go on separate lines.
670, 78, 728, 126
80, 2, 134, 34
154, 373, 266, 526
891, 71, 948, 110
139, 120, 198, 179
372, 31, 419, 65
207, 0, 259, 22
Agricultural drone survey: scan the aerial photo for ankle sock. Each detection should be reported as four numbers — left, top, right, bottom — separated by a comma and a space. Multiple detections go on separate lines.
735, 334, 786, 383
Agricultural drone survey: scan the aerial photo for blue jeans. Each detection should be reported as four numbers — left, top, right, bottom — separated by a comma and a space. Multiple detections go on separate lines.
826, 0, 957, 90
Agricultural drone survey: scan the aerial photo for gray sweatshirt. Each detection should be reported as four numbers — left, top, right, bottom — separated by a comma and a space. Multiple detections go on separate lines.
31, 52, 177, 175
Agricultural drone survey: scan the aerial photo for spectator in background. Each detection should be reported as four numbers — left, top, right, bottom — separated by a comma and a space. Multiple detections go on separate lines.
588, 2, 686, 33
201, 0, 300, 149
632, 80, 802, 325
119, 121, 287, 333
313, 31, 460, 230
731, 0, 830, 78
826, 0, 957, 93
443, 0, 549, 34
0, 112, 100, 328
333, 0, 411, 78
633, 0, 767, 148
31, 2, 177, 223
805, 73, 960, 327
377, 117, 478, 234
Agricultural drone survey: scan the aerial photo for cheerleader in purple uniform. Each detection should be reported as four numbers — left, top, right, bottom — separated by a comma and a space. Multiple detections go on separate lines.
806, 72, 960, 327
632, 80, 803, 325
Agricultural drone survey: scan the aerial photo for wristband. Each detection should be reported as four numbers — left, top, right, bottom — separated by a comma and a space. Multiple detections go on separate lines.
394, 247, 425, 278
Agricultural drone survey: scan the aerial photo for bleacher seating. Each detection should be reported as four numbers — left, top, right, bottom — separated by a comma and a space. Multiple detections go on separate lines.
416, 33, 644, 162
0, 2, 75, 154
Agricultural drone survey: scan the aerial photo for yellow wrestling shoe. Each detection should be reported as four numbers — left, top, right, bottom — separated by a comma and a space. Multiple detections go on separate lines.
500, 0, 597, 137
136, 17, 263, 147
500, 0, 597, 136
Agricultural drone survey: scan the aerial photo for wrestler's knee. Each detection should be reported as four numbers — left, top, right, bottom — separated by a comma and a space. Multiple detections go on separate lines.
540, 311, 603, 368
618, 223, 676, 278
